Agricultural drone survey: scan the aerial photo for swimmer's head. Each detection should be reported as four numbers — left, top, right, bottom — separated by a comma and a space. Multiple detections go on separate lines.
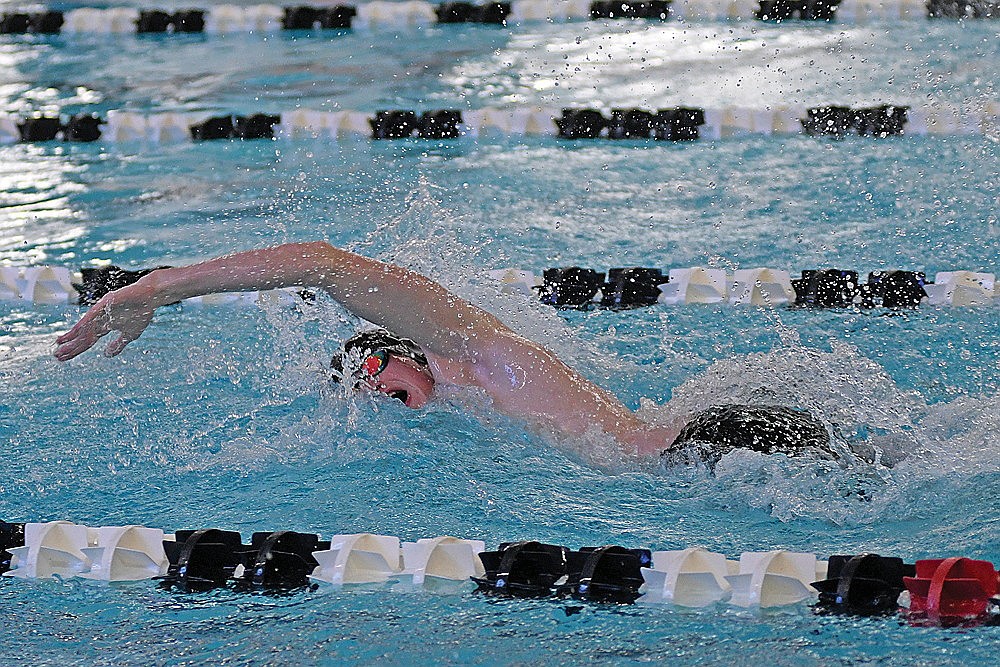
330, 329, 434, 408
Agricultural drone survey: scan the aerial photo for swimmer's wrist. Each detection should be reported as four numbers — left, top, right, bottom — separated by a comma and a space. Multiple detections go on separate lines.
137, 266, 184, 306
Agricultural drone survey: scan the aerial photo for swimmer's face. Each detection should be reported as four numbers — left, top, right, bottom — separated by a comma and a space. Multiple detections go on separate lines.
362, 353, 435, 408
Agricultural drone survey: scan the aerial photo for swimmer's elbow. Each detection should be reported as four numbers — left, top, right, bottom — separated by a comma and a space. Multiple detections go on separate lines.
295, 241, 353, 279
296, 240, 338, 260
300, 241, 378, 271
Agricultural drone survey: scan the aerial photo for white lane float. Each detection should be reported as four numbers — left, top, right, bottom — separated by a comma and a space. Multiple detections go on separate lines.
729, 268, 796, 306
658, 267, 728, 305
3, 521, 92, 580
0, 267, 76, 304
924, 271, 995, 307
640, 547, 734, 607
487, 269, 542, 296
400, 536, 486, 586
309, 533, 402, 585
725, 550, 827, 608
80, 526, 169, 581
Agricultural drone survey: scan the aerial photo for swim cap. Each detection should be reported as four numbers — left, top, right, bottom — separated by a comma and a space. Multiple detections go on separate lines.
330, 329, 429, 385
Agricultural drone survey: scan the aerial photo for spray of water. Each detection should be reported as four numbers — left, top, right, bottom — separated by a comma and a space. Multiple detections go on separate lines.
186, 184, 1000, 525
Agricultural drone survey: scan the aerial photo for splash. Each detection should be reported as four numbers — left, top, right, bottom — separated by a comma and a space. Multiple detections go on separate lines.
198, 182, 643, 472
638, 340, 1000, 525
351, 179, 627, 376
193, 184, 1000, 527
661, 341, 923, 449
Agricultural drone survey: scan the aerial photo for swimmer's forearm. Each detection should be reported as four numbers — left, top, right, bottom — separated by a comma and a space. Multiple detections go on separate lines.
145, 242, 498, 358
142, 242, 336, 303
55, 241, 488, 361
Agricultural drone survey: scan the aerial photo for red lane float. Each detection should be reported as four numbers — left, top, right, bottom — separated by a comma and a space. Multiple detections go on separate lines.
904, 557, 1000, 622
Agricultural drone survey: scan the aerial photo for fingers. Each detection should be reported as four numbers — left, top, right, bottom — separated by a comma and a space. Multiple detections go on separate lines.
54, 304, 114, 361
54, 292, 155, 361
104, 329, 142, 357
56, 300, 109, 342
104, 334, 133, 357
54, 330, 100, 361
54, 317, 107, 360
56, 316, 92, 345
103, 313, 152, 358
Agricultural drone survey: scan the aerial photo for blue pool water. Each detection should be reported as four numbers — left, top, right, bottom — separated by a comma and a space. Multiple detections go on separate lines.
2, 7, 1000, 665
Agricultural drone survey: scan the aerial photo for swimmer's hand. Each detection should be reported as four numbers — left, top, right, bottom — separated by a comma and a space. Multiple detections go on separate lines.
54, 282, 157, 361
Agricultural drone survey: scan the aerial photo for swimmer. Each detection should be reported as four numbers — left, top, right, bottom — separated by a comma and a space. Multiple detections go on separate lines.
54, 242, 832, 462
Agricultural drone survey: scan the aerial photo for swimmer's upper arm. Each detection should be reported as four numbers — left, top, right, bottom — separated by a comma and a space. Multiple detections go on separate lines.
311, 241, 510, 360
464, 328, 648, 443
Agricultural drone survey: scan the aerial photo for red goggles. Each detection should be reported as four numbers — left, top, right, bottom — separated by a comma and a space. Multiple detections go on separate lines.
360, 349, 391, 379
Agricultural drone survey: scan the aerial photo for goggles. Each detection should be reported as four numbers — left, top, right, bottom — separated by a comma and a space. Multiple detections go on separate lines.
359, 349, 411, 404
359, 349, 391, 379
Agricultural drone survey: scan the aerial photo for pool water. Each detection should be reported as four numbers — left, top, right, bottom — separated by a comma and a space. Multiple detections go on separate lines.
2, 6, 1000, 665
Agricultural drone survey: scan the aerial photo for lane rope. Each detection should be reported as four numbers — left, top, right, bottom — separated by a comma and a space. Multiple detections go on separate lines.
3, 103, 999, 145
1, 0, 996, 35
1, 264, 996, 309
1, 519, 998, 624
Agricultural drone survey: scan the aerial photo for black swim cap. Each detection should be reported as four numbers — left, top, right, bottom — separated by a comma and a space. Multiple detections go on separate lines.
330, 329, 429, 385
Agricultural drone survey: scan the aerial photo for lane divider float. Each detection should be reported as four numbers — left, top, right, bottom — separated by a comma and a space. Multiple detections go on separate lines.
2, 520, 998, 625
3, 103, 999, 146
495, 266, 999, 309
1, 0, 995, 36
1, 264, 997, 310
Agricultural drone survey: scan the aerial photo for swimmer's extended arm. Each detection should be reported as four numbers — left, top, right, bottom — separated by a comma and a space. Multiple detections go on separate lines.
55, 242, 664, 453
55, 241, 480, 360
